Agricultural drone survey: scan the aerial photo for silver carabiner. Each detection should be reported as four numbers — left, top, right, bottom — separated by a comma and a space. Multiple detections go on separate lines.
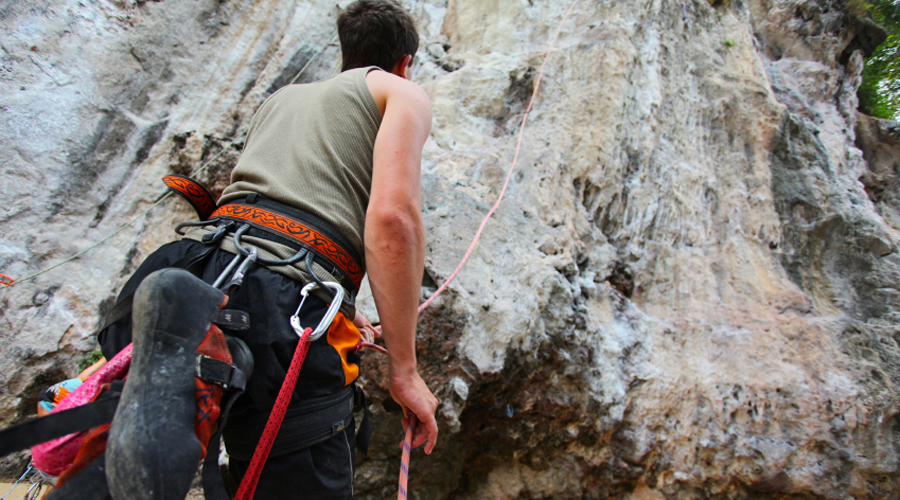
290, 281, 344, 342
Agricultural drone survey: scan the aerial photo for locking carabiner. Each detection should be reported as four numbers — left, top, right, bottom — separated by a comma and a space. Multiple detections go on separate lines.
289, 281, 345, 342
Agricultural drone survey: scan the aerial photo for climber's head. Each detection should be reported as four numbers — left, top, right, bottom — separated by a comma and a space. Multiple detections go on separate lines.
338, 0, 419, 77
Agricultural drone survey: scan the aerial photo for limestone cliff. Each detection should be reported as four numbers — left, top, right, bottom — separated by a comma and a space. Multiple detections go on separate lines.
1, 0, 899, 498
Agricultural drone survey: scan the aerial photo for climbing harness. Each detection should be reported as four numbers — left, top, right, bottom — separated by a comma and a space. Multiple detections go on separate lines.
164, 180, 377, 492
233, 282, 343, 500
166, 175, 365, 298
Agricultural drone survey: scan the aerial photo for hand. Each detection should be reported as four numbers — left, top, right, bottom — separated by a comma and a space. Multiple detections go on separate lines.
353, 311, 381, 344
388, 366, 439, 454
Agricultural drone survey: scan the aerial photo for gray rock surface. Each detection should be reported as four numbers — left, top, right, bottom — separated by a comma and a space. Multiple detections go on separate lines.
2, 0, 899, 498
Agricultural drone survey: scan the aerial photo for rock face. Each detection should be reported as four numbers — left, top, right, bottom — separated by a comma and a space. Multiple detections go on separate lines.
1, 0, 899, 498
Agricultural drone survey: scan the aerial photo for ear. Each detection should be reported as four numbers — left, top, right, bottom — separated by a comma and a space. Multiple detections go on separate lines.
391, 54, 414, 79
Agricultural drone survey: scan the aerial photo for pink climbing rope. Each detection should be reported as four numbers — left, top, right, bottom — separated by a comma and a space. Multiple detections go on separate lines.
358, 341, 388, 356
234, 327, 313, 500
418, 0, 581, 314
397, 414, 416, 500
354, 2, 582, 497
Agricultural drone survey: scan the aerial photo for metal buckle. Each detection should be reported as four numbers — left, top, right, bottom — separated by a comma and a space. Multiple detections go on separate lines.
290, 282, 344, 342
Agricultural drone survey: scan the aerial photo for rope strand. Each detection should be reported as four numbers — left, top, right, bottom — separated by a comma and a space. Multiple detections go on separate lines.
397, 414, 416, 500
418, 0, 580, 312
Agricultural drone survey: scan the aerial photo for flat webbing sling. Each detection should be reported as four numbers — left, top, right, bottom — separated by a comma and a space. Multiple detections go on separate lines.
0, 345, 248, 459
0, 394, 120, 458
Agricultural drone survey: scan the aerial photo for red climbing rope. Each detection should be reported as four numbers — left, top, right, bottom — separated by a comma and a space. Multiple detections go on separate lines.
0, 274, 13, 286
234, 326, 313, 500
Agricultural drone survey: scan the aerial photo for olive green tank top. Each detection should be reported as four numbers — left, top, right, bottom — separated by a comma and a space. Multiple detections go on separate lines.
219, 67, 383, 258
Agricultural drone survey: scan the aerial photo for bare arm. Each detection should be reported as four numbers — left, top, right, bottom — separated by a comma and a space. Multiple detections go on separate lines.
365, 71, 439, 454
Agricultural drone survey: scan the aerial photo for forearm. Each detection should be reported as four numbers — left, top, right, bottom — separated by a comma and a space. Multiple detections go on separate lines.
365, 208, 425, 374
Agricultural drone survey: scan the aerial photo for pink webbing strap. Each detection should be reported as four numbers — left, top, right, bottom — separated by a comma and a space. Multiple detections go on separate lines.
398, 414, 417, 500
234, 327, 313, 500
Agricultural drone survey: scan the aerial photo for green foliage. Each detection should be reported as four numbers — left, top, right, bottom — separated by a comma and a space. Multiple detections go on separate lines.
859, 0, 900, 120
77, 350, 104, 372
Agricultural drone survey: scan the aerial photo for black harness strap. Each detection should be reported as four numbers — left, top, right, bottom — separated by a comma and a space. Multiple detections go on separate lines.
0, 392, 120, 458
197, 356, 247, 392
222, 385, 356, 461
354, 386, 373, 456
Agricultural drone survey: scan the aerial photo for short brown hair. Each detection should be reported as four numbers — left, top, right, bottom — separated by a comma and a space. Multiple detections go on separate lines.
337, 0, 419, 72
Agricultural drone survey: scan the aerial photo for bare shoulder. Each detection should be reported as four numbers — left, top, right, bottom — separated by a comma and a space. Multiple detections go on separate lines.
365, 70, 431, 118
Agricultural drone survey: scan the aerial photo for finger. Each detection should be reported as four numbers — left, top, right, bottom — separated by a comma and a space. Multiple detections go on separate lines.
410, 413, 434, 451
424, 416, 439, 454
410, 425, 429, 450
412, 436, 428, 450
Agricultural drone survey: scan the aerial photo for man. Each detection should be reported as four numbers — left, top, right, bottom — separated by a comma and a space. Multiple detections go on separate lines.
95, 1, 439, 498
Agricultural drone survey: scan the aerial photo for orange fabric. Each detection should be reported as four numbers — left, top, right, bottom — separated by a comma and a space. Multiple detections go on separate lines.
193, 324, 232, 459
54, 423, 110, 488
326, 312, 361, 385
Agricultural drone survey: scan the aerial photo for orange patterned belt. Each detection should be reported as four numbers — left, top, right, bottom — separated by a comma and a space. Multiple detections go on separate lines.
163, 175, 218, 220
210, 204, 364, 289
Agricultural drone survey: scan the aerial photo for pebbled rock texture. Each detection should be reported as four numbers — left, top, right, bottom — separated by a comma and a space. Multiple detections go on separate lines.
1, 0, 899, 498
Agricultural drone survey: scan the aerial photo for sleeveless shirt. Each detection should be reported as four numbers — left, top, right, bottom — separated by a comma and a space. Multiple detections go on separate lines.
219, 67, 383, 258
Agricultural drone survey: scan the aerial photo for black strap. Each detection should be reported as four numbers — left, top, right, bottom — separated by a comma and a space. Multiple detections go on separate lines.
0, 396, 119, 458
223, 385, 356, 460
354, 385, 372, 456
196, 356, 247, 391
